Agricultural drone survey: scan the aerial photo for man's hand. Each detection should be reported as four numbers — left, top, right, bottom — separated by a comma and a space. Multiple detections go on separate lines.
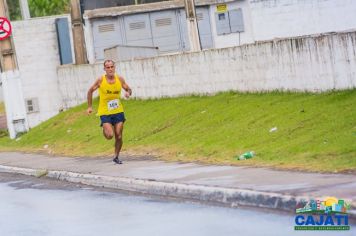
87, 107, 93, 115
124, 91, 131, 98
124, 88, 132, 98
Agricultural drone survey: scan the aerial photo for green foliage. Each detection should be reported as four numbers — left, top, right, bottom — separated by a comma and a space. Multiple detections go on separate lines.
0, 90, 355, 172
7, 0, 168, 19
8, 0, 22, 21
29, 0, 70, 17
0, 129, 8, 138
6, 0, 70, 19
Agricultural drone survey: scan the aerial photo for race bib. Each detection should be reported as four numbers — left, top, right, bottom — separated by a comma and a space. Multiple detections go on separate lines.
107, 99, 119, 111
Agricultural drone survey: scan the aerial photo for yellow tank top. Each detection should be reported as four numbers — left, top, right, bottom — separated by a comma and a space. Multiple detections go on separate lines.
97, 74, 124, 116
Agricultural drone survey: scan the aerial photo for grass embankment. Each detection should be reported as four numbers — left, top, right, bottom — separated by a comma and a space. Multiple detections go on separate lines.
0, 90, 355, 173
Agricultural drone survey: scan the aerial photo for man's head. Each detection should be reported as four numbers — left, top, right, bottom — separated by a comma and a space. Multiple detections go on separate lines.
104, 59, 116, 77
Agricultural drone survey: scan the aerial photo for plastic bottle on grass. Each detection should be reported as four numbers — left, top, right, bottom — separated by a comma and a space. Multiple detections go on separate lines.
237, 151, 255, 160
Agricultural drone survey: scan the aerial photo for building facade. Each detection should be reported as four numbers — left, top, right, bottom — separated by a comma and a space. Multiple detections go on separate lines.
83, 0, 253, 63
83, 0, 356, 63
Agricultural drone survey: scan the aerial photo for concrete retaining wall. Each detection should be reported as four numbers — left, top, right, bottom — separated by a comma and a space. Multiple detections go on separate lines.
58, 31, 356, 108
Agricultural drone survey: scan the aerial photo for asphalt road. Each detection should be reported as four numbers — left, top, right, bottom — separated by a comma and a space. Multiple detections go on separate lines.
0, 173, 354, 236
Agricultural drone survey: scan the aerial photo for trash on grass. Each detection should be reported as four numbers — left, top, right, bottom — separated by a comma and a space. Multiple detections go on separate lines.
236, 151, 255, 160
269, 127, 278, 132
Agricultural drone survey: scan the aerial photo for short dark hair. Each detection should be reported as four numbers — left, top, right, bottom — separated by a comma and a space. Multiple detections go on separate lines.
104, 59, 115, 67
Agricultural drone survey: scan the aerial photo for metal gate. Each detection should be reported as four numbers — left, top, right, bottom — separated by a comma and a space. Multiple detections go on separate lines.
55, 18, 73, 64
123, 13, 154, 47
91, 9, 199, 60
177, 9, 190, 52
150, 10, 181, 53
92, 18, 123, 60
196, 7, 213, 50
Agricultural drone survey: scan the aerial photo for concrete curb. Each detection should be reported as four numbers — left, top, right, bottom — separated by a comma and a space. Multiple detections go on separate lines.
1, 164, 355, 218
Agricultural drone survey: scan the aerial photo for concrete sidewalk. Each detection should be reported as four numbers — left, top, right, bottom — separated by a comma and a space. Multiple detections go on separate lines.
0, 152, 355, 217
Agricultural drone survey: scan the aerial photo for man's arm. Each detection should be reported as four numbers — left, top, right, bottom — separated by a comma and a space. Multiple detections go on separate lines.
87, 78, 102, 114
118, 76, 132, 98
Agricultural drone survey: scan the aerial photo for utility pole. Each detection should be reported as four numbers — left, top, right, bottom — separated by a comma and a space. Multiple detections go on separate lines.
70, 0, 88, 64
0, 0, 17, 71
19, 0, 30, 20
184, 0, 201, 52
0, 0, 29, 139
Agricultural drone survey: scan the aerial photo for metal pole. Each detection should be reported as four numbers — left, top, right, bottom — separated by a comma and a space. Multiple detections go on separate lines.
19, 0, 31, 20
70, 0, 88, 64
0, 0, 18, 71
184, 0, 201, 51
0, 0, 29, 139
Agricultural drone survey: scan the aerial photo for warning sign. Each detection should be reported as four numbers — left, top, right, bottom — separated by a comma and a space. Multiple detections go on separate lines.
0, 17, 12, 40
216, 4, 227, 13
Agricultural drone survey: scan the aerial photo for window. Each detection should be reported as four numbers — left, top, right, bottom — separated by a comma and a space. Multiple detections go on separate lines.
218, 13, 226, 21
215, 8, 244, 35
196, 13, 204, 21
155, 18, 172, 27
25, 98, 39, 113
98, 24, 115, 33
129, 21, 146, 30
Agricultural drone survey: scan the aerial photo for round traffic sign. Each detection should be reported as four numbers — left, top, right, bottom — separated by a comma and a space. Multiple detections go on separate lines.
0, 17, 12, 40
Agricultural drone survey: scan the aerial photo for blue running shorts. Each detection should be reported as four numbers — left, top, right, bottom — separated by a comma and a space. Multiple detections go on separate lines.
100, 112, 126, 126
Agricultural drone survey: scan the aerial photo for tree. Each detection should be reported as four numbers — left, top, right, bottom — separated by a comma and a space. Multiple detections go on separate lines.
7, 0, 70, 19
28, 0, 70, 17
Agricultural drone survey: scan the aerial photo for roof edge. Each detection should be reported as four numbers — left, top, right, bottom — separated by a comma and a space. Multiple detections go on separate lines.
83, 0, 238, 19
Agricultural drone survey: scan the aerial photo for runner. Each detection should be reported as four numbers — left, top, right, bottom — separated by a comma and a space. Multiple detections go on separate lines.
86, 60, 132, 164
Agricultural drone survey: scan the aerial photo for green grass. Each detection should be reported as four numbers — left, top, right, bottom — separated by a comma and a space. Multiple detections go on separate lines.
0, 90, 355, 173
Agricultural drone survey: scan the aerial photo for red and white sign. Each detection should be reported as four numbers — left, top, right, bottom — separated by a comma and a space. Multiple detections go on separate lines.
0, 17, 12, 40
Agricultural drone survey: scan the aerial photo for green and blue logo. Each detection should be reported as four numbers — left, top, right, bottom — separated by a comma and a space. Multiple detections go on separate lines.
295, 197, 351, 231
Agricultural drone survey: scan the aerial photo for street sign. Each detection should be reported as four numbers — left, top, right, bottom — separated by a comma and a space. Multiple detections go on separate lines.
216, 4, 227, 13
0, 17, 12, 40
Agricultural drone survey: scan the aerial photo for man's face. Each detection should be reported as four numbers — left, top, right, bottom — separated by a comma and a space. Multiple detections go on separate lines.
104, 61, 115, 77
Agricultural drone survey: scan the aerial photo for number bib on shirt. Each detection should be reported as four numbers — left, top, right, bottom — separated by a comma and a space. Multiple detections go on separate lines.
107, 99, 119, 111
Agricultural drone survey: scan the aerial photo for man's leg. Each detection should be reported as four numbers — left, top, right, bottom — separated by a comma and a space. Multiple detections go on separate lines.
102, 123, 114, 140
113, 122, 124, 164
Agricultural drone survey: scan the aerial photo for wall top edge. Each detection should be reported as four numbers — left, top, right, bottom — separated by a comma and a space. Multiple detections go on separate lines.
10, 14, 70, 23
56, 29, 356, 69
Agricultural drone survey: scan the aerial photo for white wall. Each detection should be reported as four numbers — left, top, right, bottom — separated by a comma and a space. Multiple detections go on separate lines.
0, 71, 29, 138
209, 1, 255, 48
12, 15, 74, 127
0, 86, 3, 102
58, 63, 100, 109
250, 0, 356, 41
58, 31, 356, 108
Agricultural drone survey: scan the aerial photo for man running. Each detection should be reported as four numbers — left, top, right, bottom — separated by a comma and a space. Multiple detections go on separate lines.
87, 60, 132, 164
